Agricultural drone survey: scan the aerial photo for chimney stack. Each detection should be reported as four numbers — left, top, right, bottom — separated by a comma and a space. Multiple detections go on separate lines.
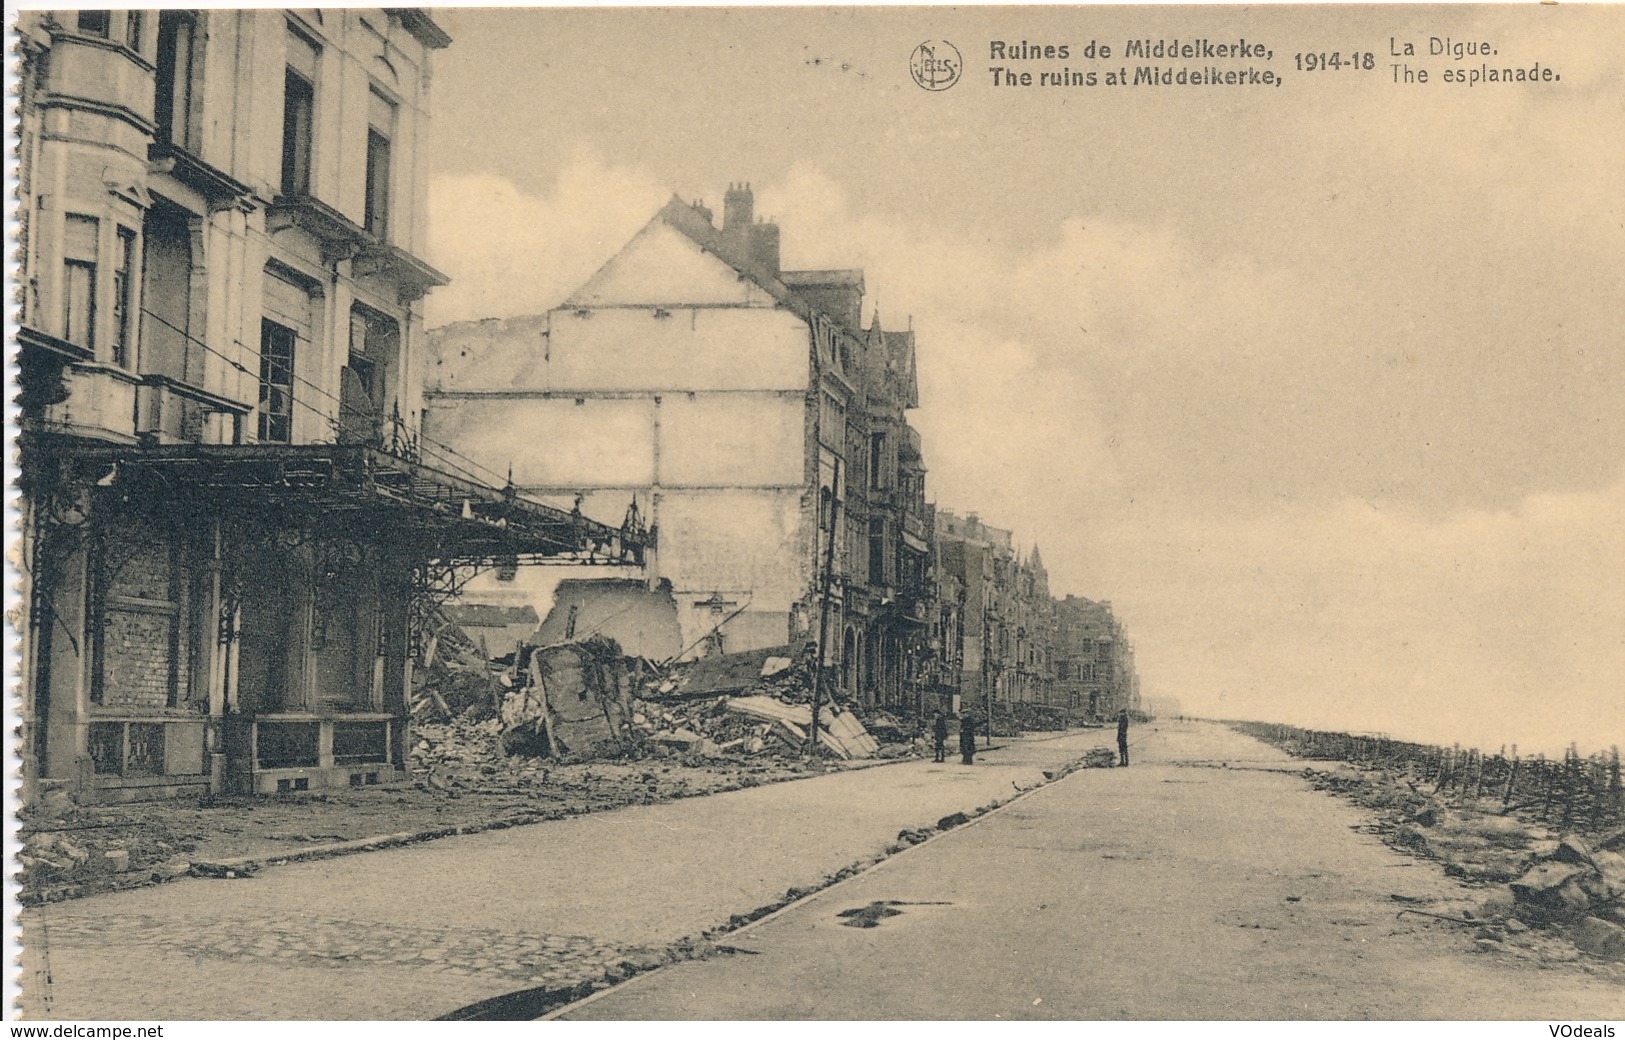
723, 182, 754, 235
750, 218, 780, 277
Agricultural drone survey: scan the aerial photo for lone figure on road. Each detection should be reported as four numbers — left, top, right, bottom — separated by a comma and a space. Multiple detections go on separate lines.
959, 714, 978, 766
932, 711, 949, 763
1117, 709, 1130, 767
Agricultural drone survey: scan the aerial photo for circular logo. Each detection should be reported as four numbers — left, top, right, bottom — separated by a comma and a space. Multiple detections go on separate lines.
910, 40, 962, 91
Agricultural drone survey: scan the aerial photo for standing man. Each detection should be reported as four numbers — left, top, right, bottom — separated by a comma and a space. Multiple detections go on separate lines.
960, 714, 978, 766
932, 711, 949, 763
1117, 709, 1131, 767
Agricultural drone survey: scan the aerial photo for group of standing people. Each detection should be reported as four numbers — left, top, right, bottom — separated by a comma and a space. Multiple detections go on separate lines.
931, 710, 979, 765
929, 709, 1132, 767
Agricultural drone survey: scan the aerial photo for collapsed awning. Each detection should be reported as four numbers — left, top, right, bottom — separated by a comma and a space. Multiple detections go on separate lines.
51, 441, 649, 567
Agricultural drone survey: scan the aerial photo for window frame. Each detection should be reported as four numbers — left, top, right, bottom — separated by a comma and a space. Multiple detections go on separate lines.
75, 10, 111, 37
257, 318, 297, 444
868, 517, 887, 586
61, 214, 101, 352
363, 87, 396, 240
281, 68, 315, 196
153, 11, 197, 150
111, 226, 137, 368
280, 25, 321, 199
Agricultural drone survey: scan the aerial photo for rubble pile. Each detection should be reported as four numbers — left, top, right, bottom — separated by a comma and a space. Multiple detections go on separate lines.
621, 643, 891, 763
982, 699, 1094, 737
1300, 761, 1625, 963
16, 810, 200, 899
1479, 833, 1625, 959
628, 695, 801, 760
415, 633, 891, 772
411, 611, 504, 721
1081, 747, 1119, 769
498, 636, 637, 758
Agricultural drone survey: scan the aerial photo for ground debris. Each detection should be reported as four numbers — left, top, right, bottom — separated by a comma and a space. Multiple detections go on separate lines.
1290, 754, 1625, 968
1081, 748, 1119, 769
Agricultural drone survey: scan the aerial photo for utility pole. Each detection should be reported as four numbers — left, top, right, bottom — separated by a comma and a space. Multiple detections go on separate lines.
810, 456, 841, 757
983, 607, 995, 748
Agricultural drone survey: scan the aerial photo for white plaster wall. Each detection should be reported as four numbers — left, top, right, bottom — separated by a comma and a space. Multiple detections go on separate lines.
424, 397, 656, 488
656, 489, 811, 611
425, 315, 551, 393
660, 393, 804, 487
547, 308, 808, 392
565, 220, 780, 308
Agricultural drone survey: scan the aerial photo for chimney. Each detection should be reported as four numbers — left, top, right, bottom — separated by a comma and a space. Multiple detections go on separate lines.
750, 219, 780, 277
723, 182, 754, 235
690, 198, 714, 226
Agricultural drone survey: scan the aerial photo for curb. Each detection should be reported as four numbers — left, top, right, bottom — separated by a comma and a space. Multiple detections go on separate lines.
19, 731, 1103, 906
191, 754, 931, 875
18, 754, 929, 906
536, 753, 1094, 1021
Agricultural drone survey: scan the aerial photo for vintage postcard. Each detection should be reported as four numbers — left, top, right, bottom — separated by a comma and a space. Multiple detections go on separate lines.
7, 1, 1623, 1025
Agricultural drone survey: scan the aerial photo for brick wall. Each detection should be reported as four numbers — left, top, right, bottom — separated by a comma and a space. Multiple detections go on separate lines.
100, 608, 178, 709
97, 521, 188, 710
107, 529, 171, 600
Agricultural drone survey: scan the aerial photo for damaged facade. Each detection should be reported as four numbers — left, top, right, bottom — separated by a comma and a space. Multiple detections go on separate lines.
1054, 595, 1141, 716
14, 8, 645, 804
425, 184, 936, 713
936, 511, 1139, 718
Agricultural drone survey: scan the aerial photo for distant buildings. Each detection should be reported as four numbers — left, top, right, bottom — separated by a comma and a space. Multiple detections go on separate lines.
933, 510, 1012, 710
935, 514, 1135, 718
1055, 595, 1141, 716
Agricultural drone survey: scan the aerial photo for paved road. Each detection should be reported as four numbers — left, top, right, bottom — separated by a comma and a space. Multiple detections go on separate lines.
18, 731, 1101, 1020
565, 721, 1624, 1020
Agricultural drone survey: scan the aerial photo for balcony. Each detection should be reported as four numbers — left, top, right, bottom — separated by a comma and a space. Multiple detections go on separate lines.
17, 326, 93, 416
37, 363, 140, 444
147, 142, 254, 212
902, 512, 929, 553
351, 241, 450, 304
267, 193, 449, 301
267, 192, 369, 265
899, 425, 923, 461
135, 374, 252, 445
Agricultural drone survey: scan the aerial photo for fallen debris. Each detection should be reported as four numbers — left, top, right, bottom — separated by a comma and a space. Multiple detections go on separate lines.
1569, 916, 1625, 961
1281, 747, 1625, 966
499, 636, 636, 758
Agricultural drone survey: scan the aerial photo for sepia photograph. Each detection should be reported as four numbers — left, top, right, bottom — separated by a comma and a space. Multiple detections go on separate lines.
6, 1, 1624, 1024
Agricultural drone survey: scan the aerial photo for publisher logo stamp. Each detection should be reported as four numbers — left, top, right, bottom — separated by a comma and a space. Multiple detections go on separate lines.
910, 40, 962, 91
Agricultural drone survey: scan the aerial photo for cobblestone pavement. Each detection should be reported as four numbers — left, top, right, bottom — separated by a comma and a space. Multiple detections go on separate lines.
18, 731, 1107, 1020
31, 910, 656, 990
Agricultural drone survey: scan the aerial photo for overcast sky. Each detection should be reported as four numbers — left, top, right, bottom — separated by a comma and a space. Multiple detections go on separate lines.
421, 5, 1624, 756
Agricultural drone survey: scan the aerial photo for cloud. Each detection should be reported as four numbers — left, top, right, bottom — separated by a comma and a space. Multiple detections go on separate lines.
425, 155, 669, 327
1097, 471, 1625, 755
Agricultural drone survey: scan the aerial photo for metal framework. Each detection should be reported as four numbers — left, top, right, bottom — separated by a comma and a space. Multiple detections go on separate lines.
45, 441, 651, 568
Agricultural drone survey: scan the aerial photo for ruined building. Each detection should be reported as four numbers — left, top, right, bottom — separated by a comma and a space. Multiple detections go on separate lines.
934, 510, 1014, 711
1054, 595, 1141, 717
15, 9, 643, 803
425, 184, 933, 710
937, 510, 1137, 717
1008, 546, 1058, 706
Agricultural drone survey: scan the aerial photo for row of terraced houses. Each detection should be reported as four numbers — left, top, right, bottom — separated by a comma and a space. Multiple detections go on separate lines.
14, 8, 1139, 805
